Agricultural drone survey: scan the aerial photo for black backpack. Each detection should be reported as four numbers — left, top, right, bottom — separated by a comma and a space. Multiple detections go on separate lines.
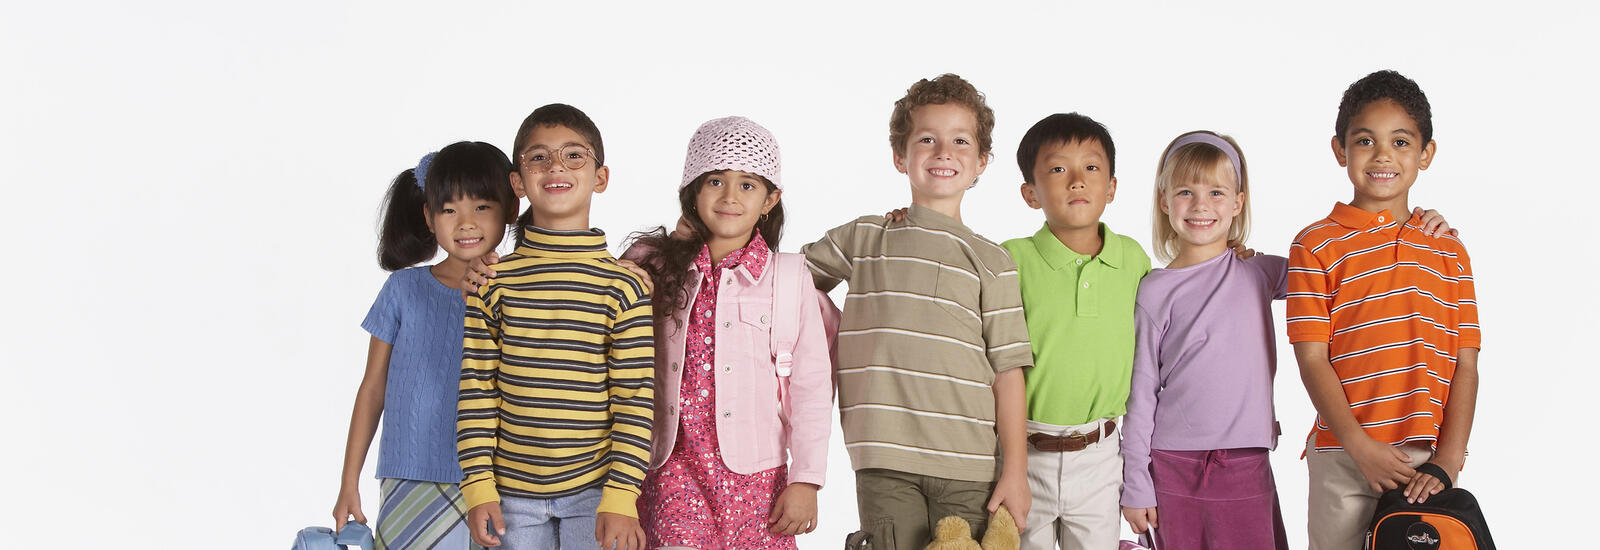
1366, 463, 1495, 550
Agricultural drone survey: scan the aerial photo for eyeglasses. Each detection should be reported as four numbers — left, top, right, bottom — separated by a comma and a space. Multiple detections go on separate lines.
519, 145, 594, 171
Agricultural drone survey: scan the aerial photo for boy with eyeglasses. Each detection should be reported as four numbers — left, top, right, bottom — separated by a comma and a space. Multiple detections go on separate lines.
457, 103, 655, 550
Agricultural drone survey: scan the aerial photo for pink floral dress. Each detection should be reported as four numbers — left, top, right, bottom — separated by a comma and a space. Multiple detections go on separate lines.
640, 234, 794, 550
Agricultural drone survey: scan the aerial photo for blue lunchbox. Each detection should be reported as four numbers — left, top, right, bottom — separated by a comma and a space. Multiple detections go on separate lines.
291, 522, 374, 550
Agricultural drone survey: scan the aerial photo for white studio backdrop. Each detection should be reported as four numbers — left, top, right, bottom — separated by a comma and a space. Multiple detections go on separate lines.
2, 1, 1594, 547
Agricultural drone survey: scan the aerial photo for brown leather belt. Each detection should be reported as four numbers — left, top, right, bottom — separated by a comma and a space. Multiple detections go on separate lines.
1028, 420, 1116, 452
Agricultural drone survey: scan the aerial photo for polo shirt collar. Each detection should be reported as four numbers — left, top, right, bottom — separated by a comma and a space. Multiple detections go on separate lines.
1328, 202, 1401, 230
514, 225, 611, 259
1030, 222, 1124, 271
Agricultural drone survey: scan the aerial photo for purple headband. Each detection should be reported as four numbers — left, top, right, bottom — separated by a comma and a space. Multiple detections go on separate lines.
1164, 133, 1244, 191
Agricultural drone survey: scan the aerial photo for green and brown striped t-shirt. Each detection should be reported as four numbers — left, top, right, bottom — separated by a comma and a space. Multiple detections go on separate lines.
800, 204, 1031, 482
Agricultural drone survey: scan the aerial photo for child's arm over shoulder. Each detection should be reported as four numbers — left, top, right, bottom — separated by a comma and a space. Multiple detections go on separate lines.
596, 276, 655, 518
798, 217, 874, 292
457, 283, 504, 510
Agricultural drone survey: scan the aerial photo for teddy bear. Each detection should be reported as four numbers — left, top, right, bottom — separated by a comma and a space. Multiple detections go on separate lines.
920, 505, 1020, 550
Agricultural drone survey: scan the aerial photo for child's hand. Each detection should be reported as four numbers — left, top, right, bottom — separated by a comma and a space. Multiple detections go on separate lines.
331, 486, 366, 532
463, 252, 500, 293
1230, 243, 1260, 258
1412, 207, 1459, 237
882, 207, 909, 223
467, 501, 505, 548
767, 482, 819, 535
1346, 435, 1417, 492
1121, 506, 1158, 534
986, 471, 1030, 531
614, 259, 654, 294
1404, 456, 1462, 504
595, 511, 643, 550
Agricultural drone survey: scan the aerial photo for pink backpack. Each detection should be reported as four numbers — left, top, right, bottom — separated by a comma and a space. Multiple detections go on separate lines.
768, 252, 840, 423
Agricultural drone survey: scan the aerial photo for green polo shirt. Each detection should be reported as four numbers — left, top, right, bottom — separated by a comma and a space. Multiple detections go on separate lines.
1002, 223, 1151, 426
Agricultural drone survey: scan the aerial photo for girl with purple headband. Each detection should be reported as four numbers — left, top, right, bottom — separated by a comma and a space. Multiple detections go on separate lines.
333, 141, 517, 550
623, 117, 838, 549
1116, 131, 1292, 549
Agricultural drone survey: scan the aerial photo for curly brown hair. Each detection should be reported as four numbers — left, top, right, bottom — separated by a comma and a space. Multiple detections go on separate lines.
888, 73, 996, 158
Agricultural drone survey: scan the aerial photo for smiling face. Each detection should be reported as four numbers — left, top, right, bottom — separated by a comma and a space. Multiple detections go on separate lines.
1160, 167, 1243, 254
1021, 138, 1117, 234
694, 170, 779, 249
1334, 99, 1435, 210
510, 124, 609, 230
426, 194, 506, 263
893, 103, 988, 209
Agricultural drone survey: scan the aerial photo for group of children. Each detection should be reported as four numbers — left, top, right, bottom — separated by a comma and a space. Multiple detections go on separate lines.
331, 69, 1481, 550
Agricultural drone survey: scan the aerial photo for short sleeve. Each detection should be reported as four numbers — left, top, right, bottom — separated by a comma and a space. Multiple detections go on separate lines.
799, 219, 858, 292
980, 255, 1031, 373
1454, 244, 1481, 349
1286, 240, 1331, 343
361, 271, 404, 344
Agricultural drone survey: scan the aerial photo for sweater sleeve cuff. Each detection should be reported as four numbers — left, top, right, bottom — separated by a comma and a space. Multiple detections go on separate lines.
460, 478, 500, 510
595, 485, 640, 518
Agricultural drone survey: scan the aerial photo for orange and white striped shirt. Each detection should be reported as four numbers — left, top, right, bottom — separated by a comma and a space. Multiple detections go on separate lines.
1287, 203, 1480, 452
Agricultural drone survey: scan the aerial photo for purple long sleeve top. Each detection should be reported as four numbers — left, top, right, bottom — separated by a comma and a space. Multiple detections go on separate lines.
1119, 251, 1287, 509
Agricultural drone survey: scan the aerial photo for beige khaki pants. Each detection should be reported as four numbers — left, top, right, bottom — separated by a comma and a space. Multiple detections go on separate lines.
1305, 438, 1435, 550
1023, 418, 1122, 550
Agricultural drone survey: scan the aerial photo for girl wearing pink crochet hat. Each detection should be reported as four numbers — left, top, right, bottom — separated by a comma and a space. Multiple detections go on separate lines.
624, 116, 839, 549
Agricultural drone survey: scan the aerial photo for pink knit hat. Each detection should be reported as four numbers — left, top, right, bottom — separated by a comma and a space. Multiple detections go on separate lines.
680, 116, 782, 190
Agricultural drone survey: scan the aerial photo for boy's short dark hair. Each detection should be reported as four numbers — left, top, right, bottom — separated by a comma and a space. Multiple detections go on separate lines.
888, 74, 996, 158
512, 103, 605, 166
1335, 70, 1433, 146
1016, 112, 1116, 184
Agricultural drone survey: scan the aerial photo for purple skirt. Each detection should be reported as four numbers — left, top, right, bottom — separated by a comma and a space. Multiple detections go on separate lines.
1148, 448, 1289, 550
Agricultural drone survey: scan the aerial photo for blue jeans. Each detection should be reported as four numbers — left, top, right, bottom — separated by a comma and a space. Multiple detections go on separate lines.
498, 488, 602, 550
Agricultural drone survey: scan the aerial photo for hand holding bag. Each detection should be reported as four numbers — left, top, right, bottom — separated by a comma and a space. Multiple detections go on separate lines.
291, 522, 374, 550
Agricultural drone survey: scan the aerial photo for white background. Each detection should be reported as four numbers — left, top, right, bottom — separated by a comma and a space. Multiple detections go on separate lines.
3, 1, 1595, 548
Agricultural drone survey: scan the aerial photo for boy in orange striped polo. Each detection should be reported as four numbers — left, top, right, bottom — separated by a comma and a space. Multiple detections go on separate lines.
1287, 70, 1482, 550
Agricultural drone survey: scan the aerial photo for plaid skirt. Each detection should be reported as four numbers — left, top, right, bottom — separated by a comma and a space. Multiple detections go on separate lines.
375, 478, 482, 550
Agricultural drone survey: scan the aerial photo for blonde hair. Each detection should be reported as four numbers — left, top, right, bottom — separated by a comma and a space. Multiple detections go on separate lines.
1150, 131, 1251, 263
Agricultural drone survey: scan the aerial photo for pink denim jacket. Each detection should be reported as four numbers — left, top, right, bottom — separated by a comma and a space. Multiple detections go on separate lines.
637, 249, 838, 487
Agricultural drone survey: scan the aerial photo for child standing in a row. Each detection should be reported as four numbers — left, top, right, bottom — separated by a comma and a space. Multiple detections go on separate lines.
1118, 131, 1290, 549
457, 104, 655, 550
1290, 70, 1481, 550
804, 74, 1033, 550
627, 116, 836, 550
334, 141, 517, 549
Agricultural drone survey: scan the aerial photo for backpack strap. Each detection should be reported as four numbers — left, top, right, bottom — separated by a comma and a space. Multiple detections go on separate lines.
1414, 462, 1453, 490
769, 253, 806, 424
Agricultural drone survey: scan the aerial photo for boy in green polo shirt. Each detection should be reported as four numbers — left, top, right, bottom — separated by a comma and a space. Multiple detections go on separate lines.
1001, 113, 1150, 549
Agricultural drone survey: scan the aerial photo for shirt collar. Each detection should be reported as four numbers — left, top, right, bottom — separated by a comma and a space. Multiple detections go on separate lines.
1029, 222, 1124, 270
513, 225, 611, 259
692, 231, 771, 281
1328, 202, 1403, 230
905, 203, 970, 234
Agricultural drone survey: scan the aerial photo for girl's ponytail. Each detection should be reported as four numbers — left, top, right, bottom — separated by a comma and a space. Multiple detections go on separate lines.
377, 169, 435, 271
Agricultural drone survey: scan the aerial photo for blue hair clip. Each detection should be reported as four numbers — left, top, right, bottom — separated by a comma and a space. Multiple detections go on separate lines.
414, 152, 436, 190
